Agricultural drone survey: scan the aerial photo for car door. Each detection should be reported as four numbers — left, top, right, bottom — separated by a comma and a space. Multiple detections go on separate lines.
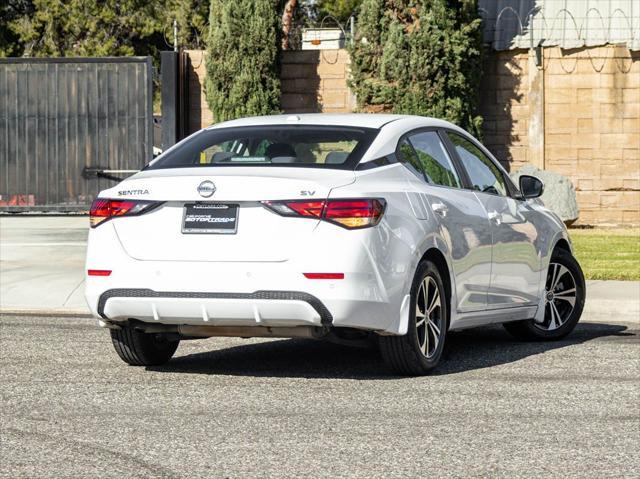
397, 130, 492, 313
444, 131, 541, 309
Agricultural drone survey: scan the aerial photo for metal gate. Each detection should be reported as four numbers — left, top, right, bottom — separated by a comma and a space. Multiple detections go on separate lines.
0, 57, 153, 211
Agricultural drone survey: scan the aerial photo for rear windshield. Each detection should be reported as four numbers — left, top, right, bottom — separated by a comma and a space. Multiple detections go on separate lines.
148, 125, 379, 170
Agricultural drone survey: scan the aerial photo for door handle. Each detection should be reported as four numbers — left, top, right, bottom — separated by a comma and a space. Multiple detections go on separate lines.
431, 202, 448, 217
488, 211, 501, 224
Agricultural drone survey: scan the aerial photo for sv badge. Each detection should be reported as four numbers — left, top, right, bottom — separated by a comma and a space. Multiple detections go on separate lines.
300, 190, 316, 196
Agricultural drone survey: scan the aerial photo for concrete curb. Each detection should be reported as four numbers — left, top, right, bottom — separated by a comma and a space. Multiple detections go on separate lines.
0, 308, 91, 318
2, 283, 638, 325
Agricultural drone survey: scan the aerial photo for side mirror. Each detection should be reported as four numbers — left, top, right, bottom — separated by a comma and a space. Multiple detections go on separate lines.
519, 175, 544, 199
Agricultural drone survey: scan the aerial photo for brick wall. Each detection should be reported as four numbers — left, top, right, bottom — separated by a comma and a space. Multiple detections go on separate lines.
184, 48, 353, 133
184, 50, 211, 134
544, 46, 639, 226
480, 51, 531, 172
185, 46, 639, 226
280, 49, 354, 113
480, 46, 640, 226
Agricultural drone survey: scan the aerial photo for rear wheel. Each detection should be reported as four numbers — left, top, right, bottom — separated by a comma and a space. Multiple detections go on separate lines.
380, 260, 448, 375
504, 248, 585, 341
110, 326, 180, 366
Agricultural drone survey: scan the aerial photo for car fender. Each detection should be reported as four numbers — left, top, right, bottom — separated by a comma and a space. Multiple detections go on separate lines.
532, 227, 573, 323
387, 230, 457, 336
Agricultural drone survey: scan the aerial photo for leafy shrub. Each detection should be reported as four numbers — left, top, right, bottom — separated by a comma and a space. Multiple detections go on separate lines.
348, 0, 484, 135
205, 0, 280, 122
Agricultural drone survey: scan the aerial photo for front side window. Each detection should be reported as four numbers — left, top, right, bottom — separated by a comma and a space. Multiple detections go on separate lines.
407, 131, 460, 188
447, 133, 508, 196
148, 125, 378, 170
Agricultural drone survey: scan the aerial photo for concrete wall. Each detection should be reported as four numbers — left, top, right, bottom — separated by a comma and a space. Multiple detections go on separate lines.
185, 46, 639, 226
481, 46, 640, 226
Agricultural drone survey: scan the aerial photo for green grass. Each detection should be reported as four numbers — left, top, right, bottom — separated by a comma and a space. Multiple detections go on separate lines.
570, 228, 640, 281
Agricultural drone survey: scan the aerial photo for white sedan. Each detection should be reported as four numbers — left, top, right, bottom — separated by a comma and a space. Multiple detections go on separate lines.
85, 114, 585, 375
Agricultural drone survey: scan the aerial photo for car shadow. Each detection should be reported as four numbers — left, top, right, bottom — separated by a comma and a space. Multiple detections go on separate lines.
147, 322, 635, 379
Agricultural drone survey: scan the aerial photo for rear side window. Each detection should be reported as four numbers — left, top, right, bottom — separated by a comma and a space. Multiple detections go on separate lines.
446, 133, 508, 196
148, 125, 378, 170
396, 138, 425, 180
407, 131, 460, 188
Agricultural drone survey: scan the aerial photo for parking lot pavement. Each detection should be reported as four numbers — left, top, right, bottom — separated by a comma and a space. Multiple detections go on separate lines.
1, 315, 638, 479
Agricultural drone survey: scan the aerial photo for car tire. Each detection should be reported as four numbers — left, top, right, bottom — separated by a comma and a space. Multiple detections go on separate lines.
110, 326, 180, 366
380, 260, 448, 375
503, 248, 585, 341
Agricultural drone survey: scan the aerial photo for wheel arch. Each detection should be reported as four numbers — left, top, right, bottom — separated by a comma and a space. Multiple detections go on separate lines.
553, 238, 572, 255
418, 247, 453, 329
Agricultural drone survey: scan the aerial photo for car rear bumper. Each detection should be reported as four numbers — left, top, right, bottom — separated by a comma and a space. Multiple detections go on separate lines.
85, 257, 403, 333
98, 289, 332, 327
85, 220, 415, 334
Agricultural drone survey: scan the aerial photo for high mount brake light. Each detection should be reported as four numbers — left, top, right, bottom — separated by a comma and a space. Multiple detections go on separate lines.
262, 198, 386, 229
89, 199, 161, 228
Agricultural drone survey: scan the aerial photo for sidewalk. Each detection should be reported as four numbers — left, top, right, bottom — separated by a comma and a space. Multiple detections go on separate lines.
580, 279, 639, 323
1, 216, 639, 322
1, 216, 89, 315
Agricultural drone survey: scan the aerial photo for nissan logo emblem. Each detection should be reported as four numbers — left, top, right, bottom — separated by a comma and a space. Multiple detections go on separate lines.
197, 180, 216, 198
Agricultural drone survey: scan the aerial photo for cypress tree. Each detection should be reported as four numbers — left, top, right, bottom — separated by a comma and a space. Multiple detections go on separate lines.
348, 0, 484, 135
205, 0, 281, 122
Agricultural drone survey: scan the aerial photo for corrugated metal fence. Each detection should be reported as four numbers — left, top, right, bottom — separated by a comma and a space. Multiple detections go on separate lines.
0, 57, 153, 211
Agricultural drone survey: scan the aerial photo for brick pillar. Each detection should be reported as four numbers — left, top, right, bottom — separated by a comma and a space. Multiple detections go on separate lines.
528, 48, 545, 170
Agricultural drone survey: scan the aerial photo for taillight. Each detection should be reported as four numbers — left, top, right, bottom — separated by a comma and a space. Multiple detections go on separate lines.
324, 199, 385, 228
262, 198, 386, 229
283, 201, 325, 218
89, 199, 161, 228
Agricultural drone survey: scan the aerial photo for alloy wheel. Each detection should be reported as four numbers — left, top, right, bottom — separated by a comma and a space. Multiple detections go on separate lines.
537, 262, 577, 331
415, 276, 443, 358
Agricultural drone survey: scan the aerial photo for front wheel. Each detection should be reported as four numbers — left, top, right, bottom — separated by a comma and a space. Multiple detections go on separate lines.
110, 326, 180, 366
379, 260, 448, 375
504, 248, 585, 341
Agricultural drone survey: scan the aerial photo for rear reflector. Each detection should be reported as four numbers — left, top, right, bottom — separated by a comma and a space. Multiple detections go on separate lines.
89, 199, 161, 228
303, 273, 344, 280
87, 269, 112, 276
263, 198, 386, 229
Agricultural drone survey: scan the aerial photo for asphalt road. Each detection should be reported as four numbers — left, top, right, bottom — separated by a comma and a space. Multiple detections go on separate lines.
1, 315, 638, 479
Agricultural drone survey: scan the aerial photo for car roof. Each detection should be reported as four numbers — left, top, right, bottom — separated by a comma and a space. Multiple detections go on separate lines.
206, 113, 455, 130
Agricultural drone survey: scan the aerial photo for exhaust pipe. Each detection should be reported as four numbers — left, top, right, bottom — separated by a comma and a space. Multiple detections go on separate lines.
135, 322, 325, 339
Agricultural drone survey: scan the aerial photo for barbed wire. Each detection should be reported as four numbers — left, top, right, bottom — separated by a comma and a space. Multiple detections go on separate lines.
479, 5, 637, 73
189, 48, 205, 69
181, 6, 636, 74
479, 5, 637, 47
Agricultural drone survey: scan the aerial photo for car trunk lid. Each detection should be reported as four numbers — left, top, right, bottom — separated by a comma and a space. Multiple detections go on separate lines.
109, 167, 355, 262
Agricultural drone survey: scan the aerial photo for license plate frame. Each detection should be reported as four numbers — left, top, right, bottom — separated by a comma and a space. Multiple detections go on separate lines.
181, 203, 239, 234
